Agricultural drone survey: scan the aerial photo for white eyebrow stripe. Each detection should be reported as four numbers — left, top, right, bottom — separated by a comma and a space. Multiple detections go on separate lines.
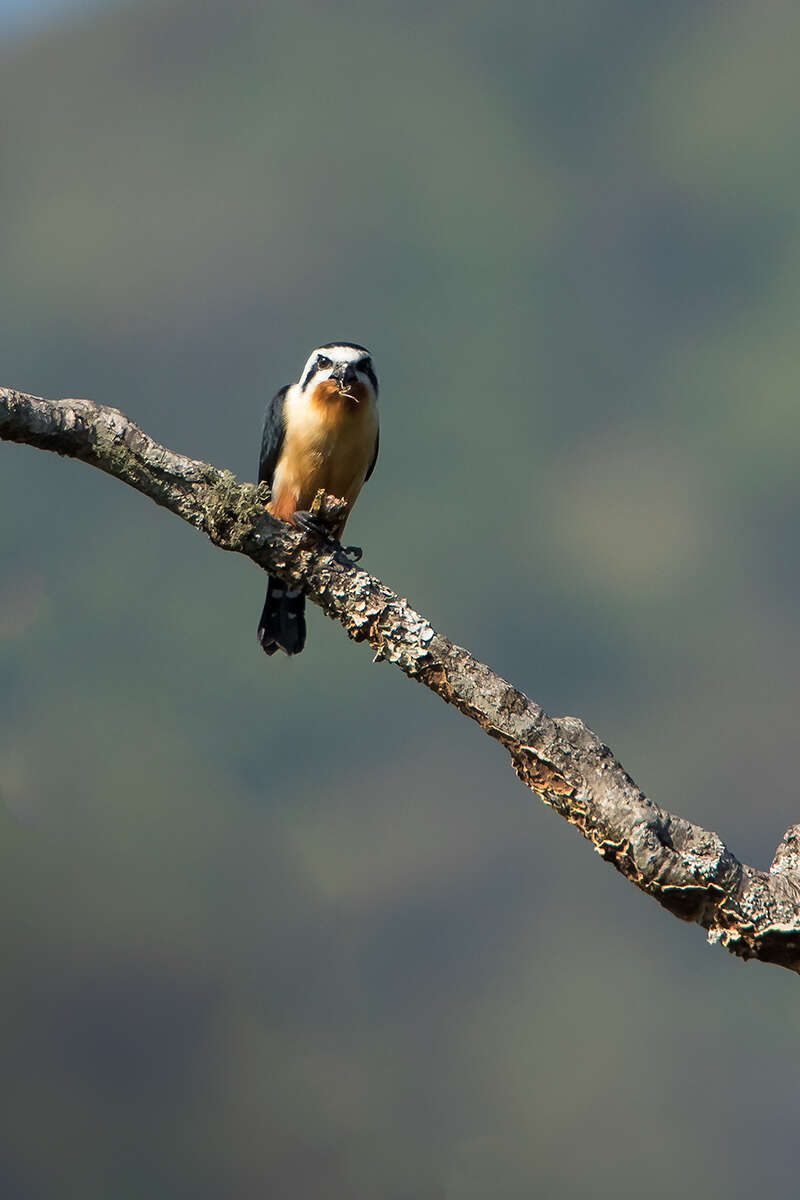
299, 343, 373, 387
318, 345, 366, 361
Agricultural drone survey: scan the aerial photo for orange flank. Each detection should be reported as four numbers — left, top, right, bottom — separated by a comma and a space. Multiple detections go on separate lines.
266, 484, 300, 525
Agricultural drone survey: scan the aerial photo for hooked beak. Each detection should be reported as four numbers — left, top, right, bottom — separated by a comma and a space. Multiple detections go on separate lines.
332, 363, 358, 392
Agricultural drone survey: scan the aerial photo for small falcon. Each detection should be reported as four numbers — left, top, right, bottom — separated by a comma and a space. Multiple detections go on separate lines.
257, 342, 380, 656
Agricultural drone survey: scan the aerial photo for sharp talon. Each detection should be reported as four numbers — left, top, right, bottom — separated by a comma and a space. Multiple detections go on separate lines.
293, 510, 330, 540
293, 511, 359, 565
333, 548, 359, 566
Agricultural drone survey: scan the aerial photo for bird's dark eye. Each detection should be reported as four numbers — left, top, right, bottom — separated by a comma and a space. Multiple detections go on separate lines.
316, 355, 332, 371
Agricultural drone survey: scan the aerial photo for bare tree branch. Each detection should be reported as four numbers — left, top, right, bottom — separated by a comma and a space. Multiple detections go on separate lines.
3, 384, 800, 974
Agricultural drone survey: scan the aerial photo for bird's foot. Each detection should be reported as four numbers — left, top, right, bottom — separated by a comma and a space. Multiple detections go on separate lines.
293, 511, 363, 565
293, 510, 336, 544
331, 543, 364, 567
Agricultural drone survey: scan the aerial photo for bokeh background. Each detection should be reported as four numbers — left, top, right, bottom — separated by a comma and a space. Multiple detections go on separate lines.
2, 1, 800, 1195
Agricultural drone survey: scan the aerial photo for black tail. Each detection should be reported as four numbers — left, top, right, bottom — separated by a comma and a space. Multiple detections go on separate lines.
257, 576, 306, 656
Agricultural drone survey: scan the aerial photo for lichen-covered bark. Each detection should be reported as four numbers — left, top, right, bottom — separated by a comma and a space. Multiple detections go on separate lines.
3, 385, 800, 974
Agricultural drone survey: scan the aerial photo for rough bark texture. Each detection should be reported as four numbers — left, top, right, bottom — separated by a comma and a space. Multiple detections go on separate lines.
4, 385, 800, 974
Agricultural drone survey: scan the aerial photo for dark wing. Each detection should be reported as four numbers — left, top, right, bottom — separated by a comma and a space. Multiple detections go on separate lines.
258, 385, 289, 486
364, 427, 379, 482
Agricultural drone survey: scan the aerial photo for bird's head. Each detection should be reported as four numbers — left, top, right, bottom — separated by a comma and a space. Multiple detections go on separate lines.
299, 342, 378, 406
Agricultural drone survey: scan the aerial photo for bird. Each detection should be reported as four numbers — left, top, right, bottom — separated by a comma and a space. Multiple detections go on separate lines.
257, 342, 380, 656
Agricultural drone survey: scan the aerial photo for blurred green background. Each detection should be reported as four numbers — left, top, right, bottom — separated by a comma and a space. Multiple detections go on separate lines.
2, 0, 800, 1195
